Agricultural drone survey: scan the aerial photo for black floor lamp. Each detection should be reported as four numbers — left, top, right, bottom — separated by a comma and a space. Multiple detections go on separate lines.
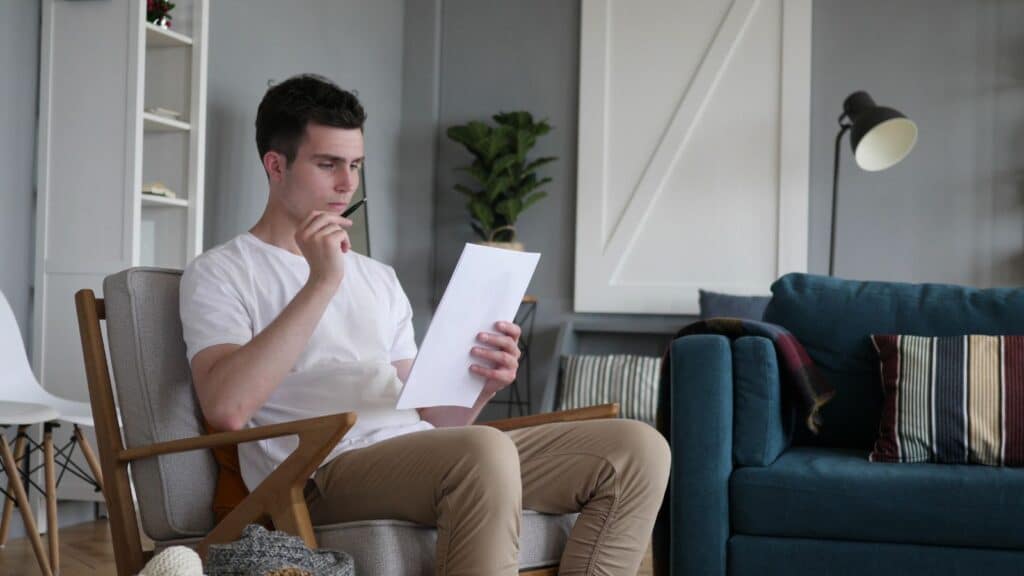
829, 91, 918, 276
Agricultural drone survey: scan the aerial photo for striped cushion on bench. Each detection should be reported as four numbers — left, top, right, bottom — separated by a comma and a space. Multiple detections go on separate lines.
557, 354, 661, 425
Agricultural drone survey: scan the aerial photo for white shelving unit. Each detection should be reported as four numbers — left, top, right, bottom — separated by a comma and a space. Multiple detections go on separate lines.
142, 194, 191, 208
34, 0, 208, 502
143, 112, 192, 133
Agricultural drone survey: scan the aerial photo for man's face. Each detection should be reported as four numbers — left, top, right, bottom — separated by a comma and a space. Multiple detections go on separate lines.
273, 123, 364, 220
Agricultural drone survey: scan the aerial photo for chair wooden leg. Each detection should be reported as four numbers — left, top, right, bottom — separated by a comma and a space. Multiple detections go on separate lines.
0, 431, 53, 576
45, 425, 60, 574
74, 425, 104, 490
0, 424, 28, 547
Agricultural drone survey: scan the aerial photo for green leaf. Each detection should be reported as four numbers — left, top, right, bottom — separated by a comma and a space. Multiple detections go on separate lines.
531, 120, 552, 137
456, 161, 489, 185
483, 126, 512, 163
470, 198, 494, 230
493, 153, 519, 176
524, 156, 557, 173
516, 130, 537, 157
520, 191, 548, 213
520, 176, 552, 195
447, 121, 491, 160
495, 198, 522, 219
494, 111, 533, 129
486, 175, 514, 203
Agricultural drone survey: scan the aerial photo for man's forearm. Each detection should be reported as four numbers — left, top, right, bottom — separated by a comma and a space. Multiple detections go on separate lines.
203, 279, 337, 429
417, 388, 496, 428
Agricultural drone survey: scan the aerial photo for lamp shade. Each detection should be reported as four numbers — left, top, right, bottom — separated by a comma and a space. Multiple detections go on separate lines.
842, 91, 917, 172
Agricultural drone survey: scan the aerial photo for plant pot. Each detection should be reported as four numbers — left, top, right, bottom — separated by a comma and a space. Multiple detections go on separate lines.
478, 241, 524, 252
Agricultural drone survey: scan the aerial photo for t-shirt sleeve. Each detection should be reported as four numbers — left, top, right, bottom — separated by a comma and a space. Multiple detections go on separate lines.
387, 267, 418, 362
179, 254, 254, 363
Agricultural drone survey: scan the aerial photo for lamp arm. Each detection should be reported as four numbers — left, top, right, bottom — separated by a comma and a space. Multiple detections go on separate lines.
829, 122, 851, 277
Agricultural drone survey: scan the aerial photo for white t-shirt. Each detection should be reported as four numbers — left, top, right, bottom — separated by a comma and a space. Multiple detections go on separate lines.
179, 232, 433, 490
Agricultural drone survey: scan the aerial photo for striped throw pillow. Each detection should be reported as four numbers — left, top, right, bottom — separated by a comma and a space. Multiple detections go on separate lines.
557, 354, 662, 425
870, 334, 1024, 466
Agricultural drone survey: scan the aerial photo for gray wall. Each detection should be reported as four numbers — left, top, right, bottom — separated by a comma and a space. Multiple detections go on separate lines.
433, 0, 580, 418
810, 0, 1024, 286
0, 0, 42, 543
0, 0, 40, 347
397, 0, 443, 335
204, 0, 435, 327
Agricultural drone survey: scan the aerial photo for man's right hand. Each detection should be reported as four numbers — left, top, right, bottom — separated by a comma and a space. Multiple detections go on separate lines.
296, 211, 352, 288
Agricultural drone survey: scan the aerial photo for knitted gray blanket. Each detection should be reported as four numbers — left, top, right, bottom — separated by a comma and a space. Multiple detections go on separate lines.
206, 524, 354, 576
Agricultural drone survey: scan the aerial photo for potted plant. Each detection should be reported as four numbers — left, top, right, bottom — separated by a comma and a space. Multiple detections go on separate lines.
446, 111, 556, 250
147, 0, 176, 28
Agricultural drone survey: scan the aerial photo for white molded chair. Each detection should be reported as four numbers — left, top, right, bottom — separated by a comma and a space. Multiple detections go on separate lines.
0, 290, 104, 576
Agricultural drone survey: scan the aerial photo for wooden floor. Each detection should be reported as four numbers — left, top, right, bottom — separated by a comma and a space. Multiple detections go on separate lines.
0, 520, 119, 576
0, 520, 654, 575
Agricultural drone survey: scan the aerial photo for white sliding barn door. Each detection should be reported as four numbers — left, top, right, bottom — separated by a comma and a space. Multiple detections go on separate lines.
575, 0, 810, 314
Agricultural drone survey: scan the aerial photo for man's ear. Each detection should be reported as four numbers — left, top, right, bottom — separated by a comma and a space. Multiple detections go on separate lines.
262, 151, 287, 183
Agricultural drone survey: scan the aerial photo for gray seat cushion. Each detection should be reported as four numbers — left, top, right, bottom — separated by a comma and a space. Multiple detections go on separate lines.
158, 510, 577, 573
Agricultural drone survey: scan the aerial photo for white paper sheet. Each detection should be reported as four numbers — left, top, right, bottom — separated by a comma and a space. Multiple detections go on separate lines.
396, 243, 541, 409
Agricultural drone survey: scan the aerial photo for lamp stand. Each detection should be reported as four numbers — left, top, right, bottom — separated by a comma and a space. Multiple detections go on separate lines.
828, 120, 851, 277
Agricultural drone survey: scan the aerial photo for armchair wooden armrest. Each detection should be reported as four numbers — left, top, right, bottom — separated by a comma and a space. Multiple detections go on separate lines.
484, 403, 619, 431
117, 412, 356, 558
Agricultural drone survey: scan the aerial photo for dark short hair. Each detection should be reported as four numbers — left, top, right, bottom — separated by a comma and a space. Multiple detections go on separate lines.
255, 74, 367, 166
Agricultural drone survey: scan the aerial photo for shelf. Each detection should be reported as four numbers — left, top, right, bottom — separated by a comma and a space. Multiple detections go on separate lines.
145, 22, 193, 48
143, 112, 191, 132
141, 194, 189, 208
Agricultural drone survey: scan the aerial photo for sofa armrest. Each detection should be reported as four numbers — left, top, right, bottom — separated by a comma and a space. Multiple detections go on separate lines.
668, 334, 732, 576
732, 336, 793, 467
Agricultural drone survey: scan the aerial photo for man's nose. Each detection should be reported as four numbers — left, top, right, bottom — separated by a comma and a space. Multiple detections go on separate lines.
335, 168, 355, 190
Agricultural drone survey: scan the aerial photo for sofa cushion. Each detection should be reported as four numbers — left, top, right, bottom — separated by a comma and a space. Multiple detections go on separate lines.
732, 337, 791, 467
764, 273, 1024, 449
871, 334, 1024, 466
731, 447, 1024, 549
698, 290, 770, 321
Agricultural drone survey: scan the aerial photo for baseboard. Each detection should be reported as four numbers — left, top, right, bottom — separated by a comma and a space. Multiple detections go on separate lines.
2, 500, 101, 544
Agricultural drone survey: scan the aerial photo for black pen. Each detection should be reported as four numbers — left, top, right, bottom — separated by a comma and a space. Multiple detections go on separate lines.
342, 198, 367, 218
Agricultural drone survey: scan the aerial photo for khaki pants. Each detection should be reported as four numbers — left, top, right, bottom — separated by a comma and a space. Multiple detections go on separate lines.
305, 418, 671, 576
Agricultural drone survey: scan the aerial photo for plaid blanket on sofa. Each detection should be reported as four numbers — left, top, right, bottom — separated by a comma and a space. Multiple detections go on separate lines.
664, 317, 835, 434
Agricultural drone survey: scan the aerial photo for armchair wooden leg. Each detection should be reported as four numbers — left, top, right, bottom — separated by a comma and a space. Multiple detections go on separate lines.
74, 425, 104, 491
45, 424, 60, 574
0, 424, 28, 547
0, 431, 53, 576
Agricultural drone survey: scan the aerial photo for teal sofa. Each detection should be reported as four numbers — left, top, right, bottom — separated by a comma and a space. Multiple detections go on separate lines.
666, 273, 1024, 575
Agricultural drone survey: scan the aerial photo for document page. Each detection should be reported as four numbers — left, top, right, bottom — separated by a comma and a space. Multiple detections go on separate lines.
396, 243, 540, 409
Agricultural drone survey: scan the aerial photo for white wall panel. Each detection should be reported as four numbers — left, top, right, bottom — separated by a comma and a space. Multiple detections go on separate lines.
575, 0, 810, 313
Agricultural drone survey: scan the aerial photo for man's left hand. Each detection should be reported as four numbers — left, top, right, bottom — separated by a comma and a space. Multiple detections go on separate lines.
470, 321, 522, 396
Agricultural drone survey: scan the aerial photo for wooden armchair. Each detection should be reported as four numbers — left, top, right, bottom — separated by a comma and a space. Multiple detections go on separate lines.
74, 268, 618, 575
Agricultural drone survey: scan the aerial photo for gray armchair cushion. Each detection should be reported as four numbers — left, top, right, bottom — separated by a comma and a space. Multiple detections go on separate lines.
103, 268, 217, 540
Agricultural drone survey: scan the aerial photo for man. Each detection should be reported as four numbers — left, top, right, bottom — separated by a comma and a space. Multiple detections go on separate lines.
180, 73, 670, 575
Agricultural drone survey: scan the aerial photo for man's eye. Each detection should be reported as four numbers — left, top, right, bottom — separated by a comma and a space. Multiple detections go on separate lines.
351, 163, 361, 170
319, 163, 335, 170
